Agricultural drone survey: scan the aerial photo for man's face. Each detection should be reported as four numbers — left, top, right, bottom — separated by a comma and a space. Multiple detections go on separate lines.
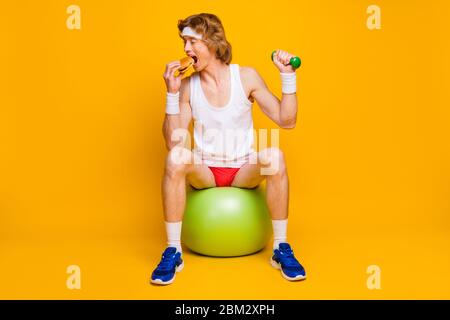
183, 36, 213, 72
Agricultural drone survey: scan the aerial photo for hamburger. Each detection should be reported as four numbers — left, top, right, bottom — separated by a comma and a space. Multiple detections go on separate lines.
174, 56, 197, 77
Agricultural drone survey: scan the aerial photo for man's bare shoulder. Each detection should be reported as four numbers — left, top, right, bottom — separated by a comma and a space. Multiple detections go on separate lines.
239, 66, 267, 98
239, 66, 265, 87
239, 66, 260, 79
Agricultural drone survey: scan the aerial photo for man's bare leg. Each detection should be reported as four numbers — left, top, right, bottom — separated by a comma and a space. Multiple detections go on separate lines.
231, 147, 305, 281
162, 147, 215, 222
151, 147, 215, 285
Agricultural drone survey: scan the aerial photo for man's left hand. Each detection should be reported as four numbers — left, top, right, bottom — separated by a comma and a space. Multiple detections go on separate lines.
272, 49, 296, 73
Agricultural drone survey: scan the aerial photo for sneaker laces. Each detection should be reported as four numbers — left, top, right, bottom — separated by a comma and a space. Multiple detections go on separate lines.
156, 251, 177, 272
279, 247, 302, 268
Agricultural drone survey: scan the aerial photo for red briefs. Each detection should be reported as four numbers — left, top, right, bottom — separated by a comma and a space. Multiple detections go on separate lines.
208, 167, 241, 187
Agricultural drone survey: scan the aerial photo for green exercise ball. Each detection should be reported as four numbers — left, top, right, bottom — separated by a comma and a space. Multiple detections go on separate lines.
182, 187, 272, 257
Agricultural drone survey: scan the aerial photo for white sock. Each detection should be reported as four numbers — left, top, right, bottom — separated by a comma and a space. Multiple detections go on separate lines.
272, 219, 288, 250
165, 221, 182, 254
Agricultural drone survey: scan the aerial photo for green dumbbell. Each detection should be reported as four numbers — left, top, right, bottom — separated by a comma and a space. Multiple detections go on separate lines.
271, 51, 301, 69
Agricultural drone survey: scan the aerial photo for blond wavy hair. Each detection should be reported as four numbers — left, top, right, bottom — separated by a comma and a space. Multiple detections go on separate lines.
177, 13, 232, 65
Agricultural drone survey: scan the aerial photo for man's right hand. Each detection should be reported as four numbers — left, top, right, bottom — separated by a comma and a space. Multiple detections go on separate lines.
164, 61, 182, 94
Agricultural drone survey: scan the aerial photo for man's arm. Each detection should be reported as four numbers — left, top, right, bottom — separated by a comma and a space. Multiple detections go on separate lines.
162, 77, 192, 150
242, 67, 297, 129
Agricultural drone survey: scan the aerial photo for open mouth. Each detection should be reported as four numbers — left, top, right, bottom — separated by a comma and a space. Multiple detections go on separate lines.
192, 55, 198, 65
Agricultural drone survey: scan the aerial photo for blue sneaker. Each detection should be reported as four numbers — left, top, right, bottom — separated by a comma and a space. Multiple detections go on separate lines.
150, 247, 184, 285
271, 243, 306, 281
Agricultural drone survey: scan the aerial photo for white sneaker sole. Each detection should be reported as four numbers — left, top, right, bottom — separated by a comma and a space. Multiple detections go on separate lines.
150, 261, 184, 285
270, 258, 306, 281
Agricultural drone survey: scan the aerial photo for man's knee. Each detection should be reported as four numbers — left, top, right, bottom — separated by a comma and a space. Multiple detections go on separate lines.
258, 147, 286, 176
165, 147, 193, 178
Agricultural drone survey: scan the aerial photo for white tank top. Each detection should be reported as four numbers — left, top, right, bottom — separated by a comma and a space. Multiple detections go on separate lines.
189, 64, 254, 168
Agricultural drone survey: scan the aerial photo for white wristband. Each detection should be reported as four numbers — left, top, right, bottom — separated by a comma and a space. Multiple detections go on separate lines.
280, 72, 296, 94
166, 91, 180, 115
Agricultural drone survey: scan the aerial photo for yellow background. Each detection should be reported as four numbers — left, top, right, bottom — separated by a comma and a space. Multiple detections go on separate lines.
1, 0, 449, 299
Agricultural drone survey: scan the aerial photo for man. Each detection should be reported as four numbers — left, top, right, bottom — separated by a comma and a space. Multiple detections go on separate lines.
151, 13, 306, 285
